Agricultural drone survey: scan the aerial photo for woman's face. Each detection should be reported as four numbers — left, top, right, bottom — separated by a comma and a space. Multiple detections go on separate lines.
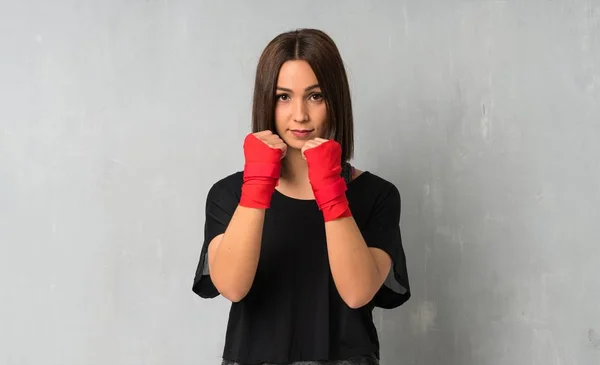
274, 60, 328, 151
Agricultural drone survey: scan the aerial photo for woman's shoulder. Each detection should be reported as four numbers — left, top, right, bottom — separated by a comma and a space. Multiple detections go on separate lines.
350, 168, 400, 196
206, 171, 244, 201
347, 168, 402, 215
211, 171, 244, 189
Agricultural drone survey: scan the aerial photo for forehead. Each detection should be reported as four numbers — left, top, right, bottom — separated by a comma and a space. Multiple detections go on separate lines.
277, 60, 319, 88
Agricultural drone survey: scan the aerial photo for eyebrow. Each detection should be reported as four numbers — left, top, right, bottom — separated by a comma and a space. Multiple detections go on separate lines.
276, 84, 321, 93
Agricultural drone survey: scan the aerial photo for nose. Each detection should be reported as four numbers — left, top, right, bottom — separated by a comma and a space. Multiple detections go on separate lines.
292, 99, 308, 123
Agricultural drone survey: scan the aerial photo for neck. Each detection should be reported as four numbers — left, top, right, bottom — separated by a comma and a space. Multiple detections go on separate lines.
280, 149, 310, 185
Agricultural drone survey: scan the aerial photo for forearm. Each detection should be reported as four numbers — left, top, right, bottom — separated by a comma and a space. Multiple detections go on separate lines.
325, 216, 382, 309
210, 206, 264, 302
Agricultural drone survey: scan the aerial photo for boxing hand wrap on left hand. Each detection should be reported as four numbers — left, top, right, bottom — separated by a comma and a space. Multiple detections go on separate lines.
304, 140, 352, 222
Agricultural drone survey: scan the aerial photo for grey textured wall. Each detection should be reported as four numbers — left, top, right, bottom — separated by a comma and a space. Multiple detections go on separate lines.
1, 1, 599, 364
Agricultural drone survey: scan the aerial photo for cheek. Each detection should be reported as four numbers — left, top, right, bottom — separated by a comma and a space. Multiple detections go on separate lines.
274, 106, 286, 133
312, 105, 328, 132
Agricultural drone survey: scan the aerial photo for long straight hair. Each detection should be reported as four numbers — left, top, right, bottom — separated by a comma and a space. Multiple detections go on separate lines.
251, 29, 354, 162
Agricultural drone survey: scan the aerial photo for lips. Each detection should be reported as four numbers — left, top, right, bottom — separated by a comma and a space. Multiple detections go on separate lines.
290, 129, 314, 138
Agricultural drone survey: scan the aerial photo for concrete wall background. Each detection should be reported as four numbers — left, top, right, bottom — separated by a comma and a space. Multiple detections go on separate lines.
1, 1, 599, 364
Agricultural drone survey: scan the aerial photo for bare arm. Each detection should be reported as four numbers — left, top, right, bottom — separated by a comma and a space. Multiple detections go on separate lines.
325, 216, 392, 309
208, 206, 265, 302
207, 131, 286, 302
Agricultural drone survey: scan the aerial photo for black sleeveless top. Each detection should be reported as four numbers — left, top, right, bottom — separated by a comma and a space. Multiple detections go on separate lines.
193, 167, 411, 364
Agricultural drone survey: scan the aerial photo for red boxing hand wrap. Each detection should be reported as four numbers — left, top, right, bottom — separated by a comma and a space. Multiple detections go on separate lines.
243, 162, 281, 180
304, 140, 352, 222
239, 134, 282, 209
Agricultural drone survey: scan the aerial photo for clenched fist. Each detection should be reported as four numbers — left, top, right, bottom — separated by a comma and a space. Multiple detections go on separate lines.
300, 137, 329, 160
239, 131, 287, 209
251, 131, 287, 160
301, 138, 352, 222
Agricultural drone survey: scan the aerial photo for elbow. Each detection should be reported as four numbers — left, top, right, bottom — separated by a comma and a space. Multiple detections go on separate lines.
337, 278, 380, 309
210, 268, 250, 303
341, 292, 375, 309
214, 282, 249, 303
345, 299, 366, 310
344, 297, 370, 309
221, 290, 247, 303
211, 268, 255, 303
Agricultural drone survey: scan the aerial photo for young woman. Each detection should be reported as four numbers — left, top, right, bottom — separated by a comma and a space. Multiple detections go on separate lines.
193, 28, 411, 365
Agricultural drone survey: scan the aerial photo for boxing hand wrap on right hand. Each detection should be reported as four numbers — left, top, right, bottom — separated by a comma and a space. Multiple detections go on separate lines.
239, 133, 283, 209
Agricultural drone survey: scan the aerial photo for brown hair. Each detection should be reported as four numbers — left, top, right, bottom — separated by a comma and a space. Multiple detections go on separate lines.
251, 28, 354, 162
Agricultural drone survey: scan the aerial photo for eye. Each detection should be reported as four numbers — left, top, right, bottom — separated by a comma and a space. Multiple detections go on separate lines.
309, 93, 323, 101
276, 94, 290, 102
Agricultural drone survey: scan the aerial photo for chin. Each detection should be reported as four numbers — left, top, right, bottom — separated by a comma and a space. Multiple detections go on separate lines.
282, 138, 306, 150
279, 131, 311, 148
